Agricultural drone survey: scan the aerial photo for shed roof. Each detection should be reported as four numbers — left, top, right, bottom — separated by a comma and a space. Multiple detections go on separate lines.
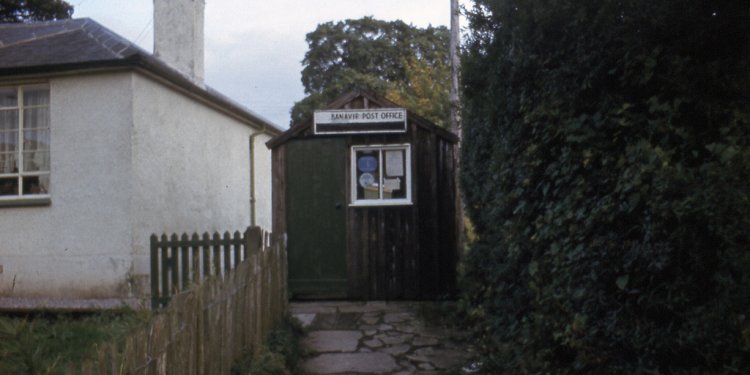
266, 89, 457, 148
0, 18, 281, 135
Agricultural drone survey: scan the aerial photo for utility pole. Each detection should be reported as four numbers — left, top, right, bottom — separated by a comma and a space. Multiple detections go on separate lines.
450, 0, 461, 140
450, 0, 465, 256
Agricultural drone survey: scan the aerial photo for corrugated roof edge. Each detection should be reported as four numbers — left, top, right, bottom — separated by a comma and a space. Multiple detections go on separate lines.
0, 18, 283, 135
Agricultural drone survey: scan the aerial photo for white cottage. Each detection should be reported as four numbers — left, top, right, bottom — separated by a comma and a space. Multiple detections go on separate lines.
0, 1, 281, 309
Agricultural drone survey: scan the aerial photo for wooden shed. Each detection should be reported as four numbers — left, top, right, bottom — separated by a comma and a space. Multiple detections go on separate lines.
267, 90, 459, 300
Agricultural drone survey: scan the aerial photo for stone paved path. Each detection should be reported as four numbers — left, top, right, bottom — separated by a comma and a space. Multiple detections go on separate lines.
291, 301, 475, 374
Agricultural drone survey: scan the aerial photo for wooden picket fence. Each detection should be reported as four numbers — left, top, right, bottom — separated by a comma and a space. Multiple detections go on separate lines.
150, 227, 268, 309
65, 226, 288, 375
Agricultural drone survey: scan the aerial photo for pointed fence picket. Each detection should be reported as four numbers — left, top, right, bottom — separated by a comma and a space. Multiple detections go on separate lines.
150, 228, 255, 309
65, 226, 288, 375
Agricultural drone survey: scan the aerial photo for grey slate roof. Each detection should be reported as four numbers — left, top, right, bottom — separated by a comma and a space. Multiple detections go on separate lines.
0, 18, 282, 134
0, 18, 141, 68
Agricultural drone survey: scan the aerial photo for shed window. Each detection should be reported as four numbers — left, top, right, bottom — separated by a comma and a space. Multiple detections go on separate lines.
0, 84, 50, 205
350, 144, 411, 206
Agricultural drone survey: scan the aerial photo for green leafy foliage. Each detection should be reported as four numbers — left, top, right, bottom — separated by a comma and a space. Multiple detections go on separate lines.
291, 17, 450, 126
0, 0, 73, 23
460, 0, 750, 373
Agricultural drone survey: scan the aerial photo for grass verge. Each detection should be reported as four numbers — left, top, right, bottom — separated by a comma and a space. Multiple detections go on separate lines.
0, 309, 147, 375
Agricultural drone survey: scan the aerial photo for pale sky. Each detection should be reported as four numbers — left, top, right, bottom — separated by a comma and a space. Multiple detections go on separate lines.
72, 0, 468, 128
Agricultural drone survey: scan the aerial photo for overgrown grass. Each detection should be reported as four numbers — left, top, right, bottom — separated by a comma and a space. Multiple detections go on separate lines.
0, 309, 148, 375
232, 315, 308, 375
416, 300, 468, 330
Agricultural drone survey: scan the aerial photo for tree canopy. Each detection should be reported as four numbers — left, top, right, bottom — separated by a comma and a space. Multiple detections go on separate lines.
291, 17, 450, 127
0, 0, 73, 23
460, 0, 750, 373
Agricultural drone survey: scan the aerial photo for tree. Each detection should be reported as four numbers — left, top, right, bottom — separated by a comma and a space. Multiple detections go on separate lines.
460, 0, 750, 373
0, 0, 73, 23
291, 17, 450, 127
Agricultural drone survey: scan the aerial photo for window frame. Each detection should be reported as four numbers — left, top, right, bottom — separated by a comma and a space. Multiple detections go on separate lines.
350, 143, 412, 207
0, 83, 51, 207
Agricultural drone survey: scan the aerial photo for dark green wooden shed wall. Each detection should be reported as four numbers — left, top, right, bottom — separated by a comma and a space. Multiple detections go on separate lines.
268, 91, 459, 300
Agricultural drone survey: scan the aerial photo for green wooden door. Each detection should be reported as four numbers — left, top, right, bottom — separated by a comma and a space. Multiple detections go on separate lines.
286, 138, 348, 298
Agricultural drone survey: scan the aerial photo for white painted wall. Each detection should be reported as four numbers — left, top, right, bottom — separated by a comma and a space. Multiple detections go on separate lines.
0, 73, 135, 299
128, 73, 273, 288
0, 71, 275, 305
252, 132, 273, 231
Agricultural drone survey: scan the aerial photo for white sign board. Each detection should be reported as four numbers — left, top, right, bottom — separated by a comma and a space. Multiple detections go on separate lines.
314, 108, 407, 134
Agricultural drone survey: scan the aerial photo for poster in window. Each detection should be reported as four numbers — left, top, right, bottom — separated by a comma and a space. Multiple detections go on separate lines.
357, 155, 378, 172
383, 177, 401, 191
385, 150, 404, 177
358, 173, 375, 188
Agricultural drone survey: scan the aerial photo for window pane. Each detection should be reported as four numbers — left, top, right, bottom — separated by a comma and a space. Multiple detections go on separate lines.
23, 150, 49, 172
0, 130, 18, 153
0, 177, 18, 195
24, 129, 49, 151
0, 109, 18, 131
23, 175, 49, 195
384, 149, 407, 199
23, 86, 49, 107
0, 151, 17, 173
24, 107, 50, 130
355, 150, 380, 200
0, 87, 17, 108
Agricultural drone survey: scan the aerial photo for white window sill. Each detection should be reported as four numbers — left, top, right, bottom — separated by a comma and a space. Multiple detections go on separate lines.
349, 200, 413, 207
0, 196, 51, 208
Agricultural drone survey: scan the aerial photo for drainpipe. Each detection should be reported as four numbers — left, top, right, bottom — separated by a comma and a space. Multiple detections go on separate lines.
249, 132, 263, 227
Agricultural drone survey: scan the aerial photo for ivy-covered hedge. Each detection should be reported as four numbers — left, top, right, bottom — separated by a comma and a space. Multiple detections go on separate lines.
460, 0, 750, 373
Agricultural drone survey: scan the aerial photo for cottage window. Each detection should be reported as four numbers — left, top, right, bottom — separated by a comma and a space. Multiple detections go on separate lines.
0, 84, 50, 205
350, 144, 412, 206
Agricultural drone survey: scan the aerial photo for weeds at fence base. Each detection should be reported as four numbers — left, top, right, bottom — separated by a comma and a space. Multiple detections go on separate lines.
231, 315, 308, 375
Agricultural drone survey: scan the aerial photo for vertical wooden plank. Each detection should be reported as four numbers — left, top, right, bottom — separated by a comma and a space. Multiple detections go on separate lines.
242, 227, 251, 260
416, 129, 440, 299
109, 343, 119, 375
96, 345, 107, 374
376, 208, 387, 299
181, 233, 190, 290
233, 230, 242, 266
437, 140, 458, 295
272, 145, 287, 235
252, 232, 263, 353
160, 234, 169, 307
212, 232, 221, 277
125, 333, 136, 374
151, 234, 160, 310
202, 233, 211, 279
199, 285, 209, 375
170, 233, 180, 298
191, 233, 200, 286
81, 359, 93, 375
223, 231, 232, 275
404, 201, 418, 299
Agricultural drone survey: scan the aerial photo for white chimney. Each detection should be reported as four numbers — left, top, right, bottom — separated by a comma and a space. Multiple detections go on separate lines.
153, 0, 205, 82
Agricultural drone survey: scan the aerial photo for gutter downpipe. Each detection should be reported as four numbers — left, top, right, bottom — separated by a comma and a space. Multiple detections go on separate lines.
249, 130, 264, 227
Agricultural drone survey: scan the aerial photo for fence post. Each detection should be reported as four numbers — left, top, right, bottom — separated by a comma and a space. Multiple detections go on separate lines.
246, 226, 263, 353
181, 233, 190, 291
151, 234, 159, 310
233, 230, 242, 266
